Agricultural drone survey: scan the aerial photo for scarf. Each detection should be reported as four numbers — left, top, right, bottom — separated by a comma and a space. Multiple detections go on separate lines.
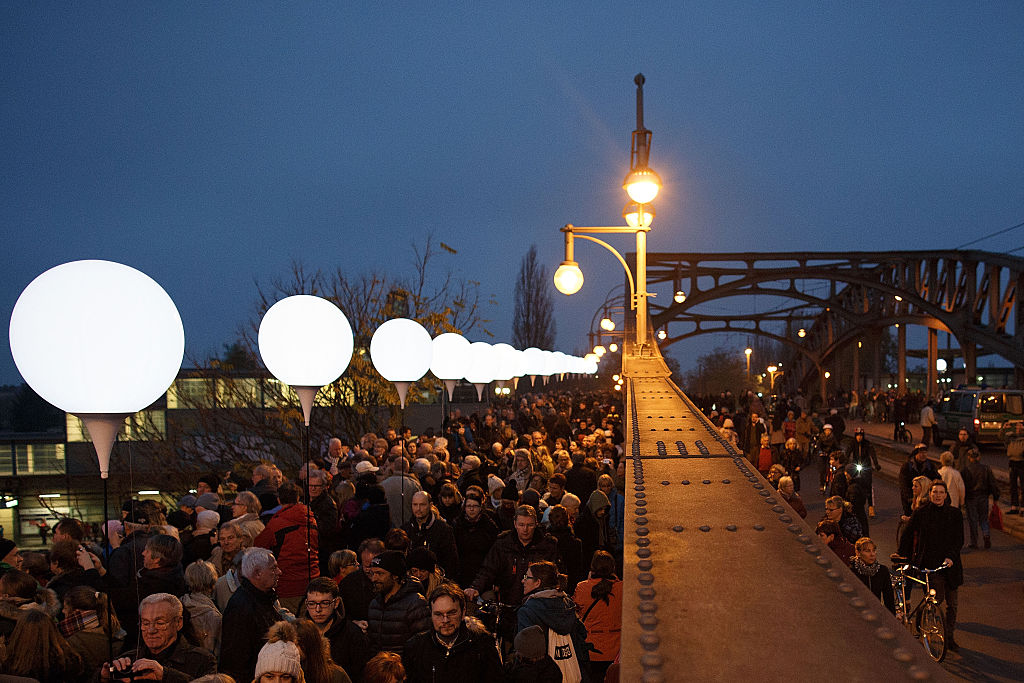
59, 609, 99, 638
851, 557, 880, 577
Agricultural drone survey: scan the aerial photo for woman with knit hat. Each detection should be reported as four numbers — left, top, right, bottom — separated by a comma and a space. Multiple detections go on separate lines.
254, 621, 305, 682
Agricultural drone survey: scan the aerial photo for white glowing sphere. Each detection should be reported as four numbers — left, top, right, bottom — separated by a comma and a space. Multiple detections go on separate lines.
464, 342, 496, 384
370, 318, 433, 382
492, 343, 519, 382
522, 347, 546, 376
584, 359, 599, 374
430, 333, 471, 380
258, 295, 353, 387
512, 348, 530, 377
9, 260, 184, 414
540, 351, 559, 376
936, 358, 948, 373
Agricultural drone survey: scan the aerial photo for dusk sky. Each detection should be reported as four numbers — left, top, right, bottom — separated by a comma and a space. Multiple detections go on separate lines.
4, 3, 1024, 386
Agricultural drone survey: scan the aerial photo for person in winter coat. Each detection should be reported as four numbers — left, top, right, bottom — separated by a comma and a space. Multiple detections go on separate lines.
402, 491, 459, 579
219, 548, 285, 683
182, 560, 222, 657
816, 520, 856, 563
575, 490, 613, 571
719, 418, 739, 450
1000, 420, 1024, 515
365, 550, 430, 656
1, 607, 85, 683
308, 469, 341, 575
850, 538, 895, 614
823, 495, 862, 544
401, 583, 504, 683
301, 576, 371, 683
597, 475, 625, 556
61, 586, 125, 677
897, 479, 964, 650
846, 428, 881, 515
517, 560, 590, 679
254, 482, 319, 612
937, 451, 966, 508
778, 476, 807, 519
898, 445, 940, 515
0, 569, 59, 640
572, 551, 622, 682
547, 505, 585, 591
962, 448, 1000, 549
452, 491, 500, 588
504, 624, 563, 683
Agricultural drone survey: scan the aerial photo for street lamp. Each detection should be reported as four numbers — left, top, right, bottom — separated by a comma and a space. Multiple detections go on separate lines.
600, 317, 616, 331
744, 347, 752, 381
554, 73, 661, 348
766, 365, 783, 392
673, 290, 686, 304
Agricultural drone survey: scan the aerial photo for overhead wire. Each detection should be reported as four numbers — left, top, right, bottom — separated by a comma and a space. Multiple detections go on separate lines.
954, 219, 1024, 250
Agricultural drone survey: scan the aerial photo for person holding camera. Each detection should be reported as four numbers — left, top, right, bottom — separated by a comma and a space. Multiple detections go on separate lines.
101, 593, 215, 682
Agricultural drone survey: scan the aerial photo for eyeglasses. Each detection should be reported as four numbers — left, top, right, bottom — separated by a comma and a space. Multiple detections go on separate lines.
306, 600, 336, 611
523, 574, 535, 581
140, 618, 175, 631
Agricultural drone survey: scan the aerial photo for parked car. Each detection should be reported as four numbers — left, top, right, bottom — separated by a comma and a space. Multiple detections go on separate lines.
934, 389, 1024, 445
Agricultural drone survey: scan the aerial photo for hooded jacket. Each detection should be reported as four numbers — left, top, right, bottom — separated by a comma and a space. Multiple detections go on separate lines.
181, 591, 222, 656
516, 588, 590, 671
366, 578, 430, 655
302, 595, 371, 683
401, 617, 504, 683
254, 502, 319, 598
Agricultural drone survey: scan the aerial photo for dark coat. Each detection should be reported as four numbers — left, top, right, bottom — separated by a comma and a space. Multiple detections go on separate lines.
402, 619, 504, 683
311, 490, 341, 569
338, 569, 375, 622
548, 526, 584, 591
898, 456, 940, 511
516, 588, 590, 672
851, 560, 896, 614
219, 577, 283, 683
366, 579, 430, 655
565, 466, 598, 503
118, 636, 215, 683
452, 512, 500, 587
470, 530, 561, 606
346, 487, 390, 551
898, 501, 964, 590
503, 654, 568, 683
323, 610, 371, 683
403, 512, 460, 579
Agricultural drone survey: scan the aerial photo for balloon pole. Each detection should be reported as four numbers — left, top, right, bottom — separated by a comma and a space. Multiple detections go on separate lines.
294, 386, 317, 586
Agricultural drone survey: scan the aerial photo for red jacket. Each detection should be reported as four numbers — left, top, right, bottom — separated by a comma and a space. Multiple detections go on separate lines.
254, 503, 319, 598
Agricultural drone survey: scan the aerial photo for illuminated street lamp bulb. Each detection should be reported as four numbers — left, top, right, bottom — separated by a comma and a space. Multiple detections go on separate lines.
894, 323, 900, 328
767, 365, 778, 373
824, 371, 831, 379
894, 295, 903, 302
584, 353, 599, 364
936, 358, 948, 372
657, 329, 667, 340
593, 345, 607, 357
614, 384, 621, 391
673, 290, 686, 304
744, 347, 752, 357
600, 317, 616, 331
612, 374, 620, 382
858, 341, 863, 348
798, 328, 806, 338
622, 201, 655, 228
623, 167, 662, 204
553, 261, 584, 295
608, 343, 618, 353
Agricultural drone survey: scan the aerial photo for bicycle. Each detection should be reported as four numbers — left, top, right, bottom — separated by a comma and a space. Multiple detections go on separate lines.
895, 421, 912, 444
474, 597, 518, 661
890, 554, 951, 662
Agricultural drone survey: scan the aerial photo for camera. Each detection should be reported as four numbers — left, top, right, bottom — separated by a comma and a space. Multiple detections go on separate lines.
109, 665, 138, 680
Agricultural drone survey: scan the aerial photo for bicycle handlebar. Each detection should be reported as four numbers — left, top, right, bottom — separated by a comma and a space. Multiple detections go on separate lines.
890, 555, 952, 574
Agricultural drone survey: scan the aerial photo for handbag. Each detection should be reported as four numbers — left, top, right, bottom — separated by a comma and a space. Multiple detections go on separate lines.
989, 503, 1004, 532
548, 628, 583, 683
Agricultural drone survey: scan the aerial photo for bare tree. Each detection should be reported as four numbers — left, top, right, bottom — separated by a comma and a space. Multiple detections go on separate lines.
513, 245, 556, 349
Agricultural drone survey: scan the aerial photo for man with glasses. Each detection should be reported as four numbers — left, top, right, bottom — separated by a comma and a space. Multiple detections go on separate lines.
402, 583, 503, 683
308, 469, 340, 573
102, 593, 215, 682
452, 491, 499, 588
303, 576, 370, 683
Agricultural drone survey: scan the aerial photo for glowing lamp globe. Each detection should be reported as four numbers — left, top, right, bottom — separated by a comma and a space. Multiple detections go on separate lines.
492, 343, 518, 382
464, 342, 496, 399
584, 353, 599, 364
584, 358, 599, 374
9, 260, 185, 478
553, 261, 584, 295
623, 201, 655, 228
600, 317, 615, 331
521, 347, 546, 384
430, 333, 471, 399
258, 295, 354, 424
936, 358, 948, 373
623, 167, 662, 204
370, 318, 433, 408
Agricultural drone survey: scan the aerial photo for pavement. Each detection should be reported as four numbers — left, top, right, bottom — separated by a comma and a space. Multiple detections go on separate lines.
799, 457, 1024, 682
848, 418, 1024, 542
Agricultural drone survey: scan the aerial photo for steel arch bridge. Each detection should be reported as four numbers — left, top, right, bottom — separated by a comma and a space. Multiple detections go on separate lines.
641, 250, 1023, 394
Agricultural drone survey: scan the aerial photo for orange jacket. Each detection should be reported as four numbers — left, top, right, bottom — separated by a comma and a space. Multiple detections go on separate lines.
573, 578, 622, 662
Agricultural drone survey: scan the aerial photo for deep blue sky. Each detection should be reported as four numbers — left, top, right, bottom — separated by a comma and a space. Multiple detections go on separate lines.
4, 3, 1024, 385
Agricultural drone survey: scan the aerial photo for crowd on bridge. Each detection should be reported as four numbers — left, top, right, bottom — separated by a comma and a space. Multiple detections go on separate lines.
698, 385, 1022, 653
0, 390, 627, 683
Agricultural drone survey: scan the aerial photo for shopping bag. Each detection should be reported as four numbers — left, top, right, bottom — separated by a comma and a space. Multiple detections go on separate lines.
990, 502, 1004, 532
548, 628, 583, 683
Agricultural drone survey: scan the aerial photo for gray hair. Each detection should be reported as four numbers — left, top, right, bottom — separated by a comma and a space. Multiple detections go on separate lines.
233, 491, 262, 514
241, 547, 276, 579
462, 455, 480, 471
139, 592, 183, 619
185, 560, 218, 594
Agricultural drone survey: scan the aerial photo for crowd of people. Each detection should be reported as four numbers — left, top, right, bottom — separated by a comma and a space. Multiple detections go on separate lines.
0, 391, 627, 683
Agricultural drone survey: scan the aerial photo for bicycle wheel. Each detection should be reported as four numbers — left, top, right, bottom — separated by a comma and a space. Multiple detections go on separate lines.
916, 600, 947, 662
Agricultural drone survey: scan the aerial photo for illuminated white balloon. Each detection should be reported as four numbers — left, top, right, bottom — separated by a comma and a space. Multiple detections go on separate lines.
9, 260, 184, 478
10, 260, 184, 414
431, 333, 471, 399
370, 318, 432, 407
258, 295, 354, 387
492, 343, 518, 382
464, 342, 496, 385
522, 347, 546, 380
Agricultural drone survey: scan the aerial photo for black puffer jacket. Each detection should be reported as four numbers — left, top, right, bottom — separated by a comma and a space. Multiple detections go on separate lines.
219, 577, 283, 683
366, 579, 430, 655
471, 530, 561, 605
452, 513, 499, 587
401, 618, 504, 683
403, 512, 459, 579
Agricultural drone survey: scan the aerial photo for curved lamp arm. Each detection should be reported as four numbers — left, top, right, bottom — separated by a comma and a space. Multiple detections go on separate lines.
573, 234, 637, 310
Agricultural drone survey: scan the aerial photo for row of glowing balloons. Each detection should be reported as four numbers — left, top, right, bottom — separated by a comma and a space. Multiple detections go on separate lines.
8, 261, 599, 477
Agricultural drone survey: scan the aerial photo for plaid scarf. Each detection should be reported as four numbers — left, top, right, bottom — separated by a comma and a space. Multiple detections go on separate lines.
59, 609, 99, 638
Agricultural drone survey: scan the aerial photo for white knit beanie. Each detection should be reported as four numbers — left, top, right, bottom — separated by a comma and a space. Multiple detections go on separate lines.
254, 639, 302, 678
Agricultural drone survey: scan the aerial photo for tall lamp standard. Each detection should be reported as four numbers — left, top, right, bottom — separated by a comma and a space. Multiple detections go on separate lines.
744, 347, 752, 382
766, 365, 783, 393
553, 73, 662, 349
